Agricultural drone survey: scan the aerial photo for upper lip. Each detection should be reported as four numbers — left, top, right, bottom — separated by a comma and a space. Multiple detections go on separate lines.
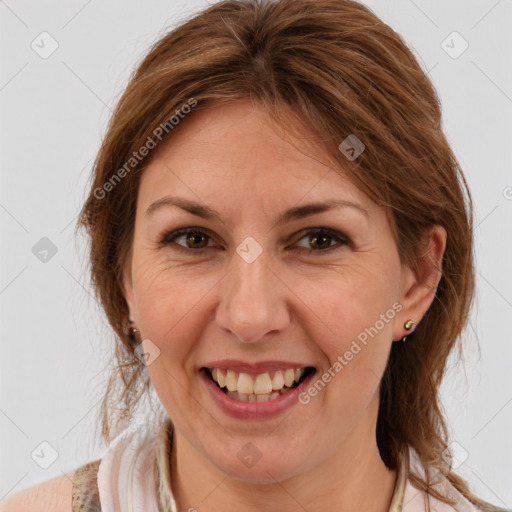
201, 359, 315, 375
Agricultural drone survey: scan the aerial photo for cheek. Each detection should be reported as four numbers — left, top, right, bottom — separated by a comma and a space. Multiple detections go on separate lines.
295, 265, 398, 410
295, 262, 397, 348
134, 250, 192, 311
132, 262, 213, 422
132, 258, 221, 364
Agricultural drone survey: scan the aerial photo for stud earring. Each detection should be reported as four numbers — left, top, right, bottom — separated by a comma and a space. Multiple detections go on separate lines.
402, 319, 415, 343
127, 323, 141, 348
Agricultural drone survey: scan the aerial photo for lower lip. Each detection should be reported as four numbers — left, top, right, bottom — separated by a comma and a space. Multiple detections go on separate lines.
200, 368, 316, 420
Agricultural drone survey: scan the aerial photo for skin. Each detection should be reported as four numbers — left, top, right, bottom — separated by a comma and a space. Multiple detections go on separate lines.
0, 471, 75, 512
123, 100, 447, 512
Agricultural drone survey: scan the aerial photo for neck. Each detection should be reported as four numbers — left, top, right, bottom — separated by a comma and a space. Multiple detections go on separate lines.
169, 421, 398, 512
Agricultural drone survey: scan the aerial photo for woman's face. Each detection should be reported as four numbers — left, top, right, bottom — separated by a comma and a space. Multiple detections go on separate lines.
123, 100, 444, 483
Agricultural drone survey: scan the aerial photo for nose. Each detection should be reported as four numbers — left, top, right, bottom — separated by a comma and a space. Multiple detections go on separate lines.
215, 247, 290, 344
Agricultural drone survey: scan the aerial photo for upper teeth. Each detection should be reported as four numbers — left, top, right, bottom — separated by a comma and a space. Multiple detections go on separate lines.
210, 368, 306, 394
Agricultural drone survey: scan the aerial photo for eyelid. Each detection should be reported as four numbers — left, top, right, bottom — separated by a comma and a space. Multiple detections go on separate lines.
159, 227, 217, 247
292, 228, 349, 251
159, 226, 350, 254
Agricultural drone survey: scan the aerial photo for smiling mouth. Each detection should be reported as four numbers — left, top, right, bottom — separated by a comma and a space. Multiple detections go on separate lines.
202, 366, 316, 402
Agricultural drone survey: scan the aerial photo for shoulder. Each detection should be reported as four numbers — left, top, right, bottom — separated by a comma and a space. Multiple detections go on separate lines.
0, 470, 76, 512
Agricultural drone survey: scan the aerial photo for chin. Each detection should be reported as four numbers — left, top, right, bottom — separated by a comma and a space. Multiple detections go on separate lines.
205, 441, 308, 484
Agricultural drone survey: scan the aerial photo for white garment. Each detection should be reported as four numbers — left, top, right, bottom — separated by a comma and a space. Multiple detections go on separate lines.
93, 418, 494, 512
404, 449, 483, 512
96, 419, 177, 512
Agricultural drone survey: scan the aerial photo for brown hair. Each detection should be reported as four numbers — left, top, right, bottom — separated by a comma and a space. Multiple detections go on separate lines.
76, 0, 481, 506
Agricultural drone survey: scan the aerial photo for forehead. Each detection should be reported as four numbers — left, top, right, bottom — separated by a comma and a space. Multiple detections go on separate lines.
138, 100, 375, 217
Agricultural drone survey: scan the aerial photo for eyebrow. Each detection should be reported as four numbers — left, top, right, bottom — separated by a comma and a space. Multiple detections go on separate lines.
145, 195, 369, 225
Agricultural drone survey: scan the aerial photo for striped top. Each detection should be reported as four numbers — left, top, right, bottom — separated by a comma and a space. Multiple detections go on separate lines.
71, 418, 509, 512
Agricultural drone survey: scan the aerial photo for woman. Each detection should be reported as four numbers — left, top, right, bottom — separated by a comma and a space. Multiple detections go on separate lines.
2, 0, 509, 511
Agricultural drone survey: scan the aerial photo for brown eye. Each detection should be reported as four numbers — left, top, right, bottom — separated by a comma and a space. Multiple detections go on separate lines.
294, 229, 348, 254
182, 232, 209, 249
161, 228, 214, 252
307, 232, 332, 250
160, 227, 349, 255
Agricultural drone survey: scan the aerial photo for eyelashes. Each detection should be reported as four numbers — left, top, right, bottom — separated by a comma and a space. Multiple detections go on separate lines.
158, 227, 350, 256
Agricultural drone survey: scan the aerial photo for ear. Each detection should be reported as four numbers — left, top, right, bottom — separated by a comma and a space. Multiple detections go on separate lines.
393, 224, 447, 342
121, 247, 138, 325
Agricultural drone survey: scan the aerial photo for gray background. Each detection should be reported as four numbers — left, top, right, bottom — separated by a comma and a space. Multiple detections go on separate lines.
1, 0, 511, 507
